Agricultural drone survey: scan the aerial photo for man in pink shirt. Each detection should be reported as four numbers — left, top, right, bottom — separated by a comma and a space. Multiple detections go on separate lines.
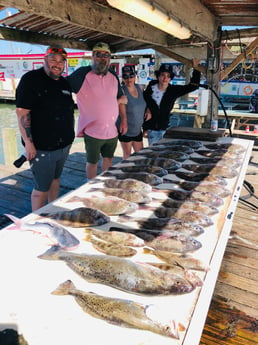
67, 42, 127, 179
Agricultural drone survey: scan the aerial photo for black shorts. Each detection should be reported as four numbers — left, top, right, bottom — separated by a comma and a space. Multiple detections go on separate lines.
118, 132, 143, 143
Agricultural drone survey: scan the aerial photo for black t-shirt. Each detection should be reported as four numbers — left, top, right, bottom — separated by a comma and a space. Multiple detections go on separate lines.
16, 67, 75, 150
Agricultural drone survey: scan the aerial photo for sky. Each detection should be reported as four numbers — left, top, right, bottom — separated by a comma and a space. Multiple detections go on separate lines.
0, 7, 256, 55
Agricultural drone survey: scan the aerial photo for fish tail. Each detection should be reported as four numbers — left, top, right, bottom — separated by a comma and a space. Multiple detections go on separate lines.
51, 280, 75, 295
37, 245, 63, 260
4, 214, 23, 230
83, 233, 92, 242
143, 247, 154, 255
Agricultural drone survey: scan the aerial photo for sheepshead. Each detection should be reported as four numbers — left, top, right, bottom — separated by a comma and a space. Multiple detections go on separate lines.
153, 207, 213, 227
124, 157, 181, 171
137, 217, 205, 234
84, 235, 137, 257
173, 171, 227, 184
85, 228, 144, 247
66, 195, 138, 215
136, 150, 189, 161
143, 231, 202, 253
146, 262, 203, 287
102, 171, 163, 186
39, 246, 194, 295
103, 178, 152, 193
102, 188, 151, 204
4, 214, 79, 249
156, 139, 203, 149
52, 280, 184, 339
143, 248, 209, 271
181, 164, 238, 178
162, 199, 219, 216
203, 143, 245, 153
157, 189, 224, 207
190, 156, 242, 168
39, 207, 110, 227
144, 144, 194, 154
109, 165, 168, 177
162, 179, 230, 197
109, 224, 203, 239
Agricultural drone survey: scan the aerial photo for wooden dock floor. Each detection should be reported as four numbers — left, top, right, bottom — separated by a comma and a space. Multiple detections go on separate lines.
0, 137, 257, 344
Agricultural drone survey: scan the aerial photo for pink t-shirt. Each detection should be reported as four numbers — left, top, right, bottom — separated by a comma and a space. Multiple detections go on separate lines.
76, 70, 119, 139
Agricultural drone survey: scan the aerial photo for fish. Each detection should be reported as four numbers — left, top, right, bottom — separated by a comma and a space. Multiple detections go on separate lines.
102, 171, 163, 186
156, 189, 224, 207
146, 262, 203, 287
162, 199, 219, 215
39, 207, 110, 227
102, 188, 152, 204
181, 164, 238, 178
190, 156, 242, 168
143, 231, 202, 253
173, 171, 227, 184
135, 150, 189, 161
124, 157, 181, 171
51, 280, 184, 339
109, 165, 168, 177
194, 149, 241, 159
203, 143, 245, 153
143, 248, 209, 271
38, 246, 194, 295
142, 144, 194, 154
153, 207, 213, 227
154, 140, 203, 149
4, 214, 80, 249
66, 195, 138, 215
84, 234, 137, 257
103, 178, 152, 193
85, 228, 144, 246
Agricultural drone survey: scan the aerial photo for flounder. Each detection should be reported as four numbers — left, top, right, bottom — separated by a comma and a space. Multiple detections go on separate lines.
102, 188, 152, 204
39, 207, 110, 227
52, 280, 184, 339
103, 178, 152, 193
39, 246, 194, 295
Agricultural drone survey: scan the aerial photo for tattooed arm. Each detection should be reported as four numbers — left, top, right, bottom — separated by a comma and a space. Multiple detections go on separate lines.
16, 108, 37, 161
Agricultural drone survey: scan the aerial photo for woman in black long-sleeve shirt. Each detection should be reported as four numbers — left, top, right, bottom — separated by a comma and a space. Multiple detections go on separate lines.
143, 59, 201, 145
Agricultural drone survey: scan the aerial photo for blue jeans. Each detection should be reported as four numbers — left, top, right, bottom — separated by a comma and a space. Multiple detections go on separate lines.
147, 130, 166, 146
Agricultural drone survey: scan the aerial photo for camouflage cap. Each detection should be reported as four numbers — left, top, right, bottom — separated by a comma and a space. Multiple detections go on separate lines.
92, 42, 111, 53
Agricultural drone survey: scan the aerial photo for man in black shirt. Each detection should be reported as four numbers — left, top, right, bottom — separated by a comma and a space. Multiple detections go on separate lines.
16, 45, 75, 211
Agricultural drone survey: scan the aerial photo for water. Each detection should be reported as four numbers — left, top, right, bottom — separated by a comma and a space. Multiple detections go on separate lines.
0, 103, 79, 165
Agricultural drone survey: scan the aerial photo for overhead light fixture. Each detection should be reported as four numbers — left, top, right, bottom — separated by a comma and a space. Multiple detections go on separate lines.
107, 0, 191, 40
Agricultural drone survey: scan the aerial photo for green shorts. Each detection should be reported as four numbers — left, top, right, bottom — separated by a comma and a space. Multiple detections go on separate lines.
84, 134, 118, 164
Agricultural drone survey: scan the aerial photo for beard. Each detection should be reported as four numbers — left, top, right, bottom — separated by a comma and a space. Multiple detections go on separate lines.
92, 59, 109, 75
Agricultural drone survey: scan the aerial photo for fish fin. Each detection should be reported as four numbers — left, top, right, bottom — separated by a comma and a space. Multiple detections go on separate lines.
4, 214, 23, 229
37, 245, 63, 260
142, 247, 154, 255
51, 279, 75, 295
83, 233, 92, 242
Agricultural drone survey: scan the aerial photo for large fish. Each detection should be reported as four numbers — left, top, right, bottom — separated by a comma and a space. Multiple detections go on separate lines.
143, 248, 209, 271
52, 280, 183, 339
190, 156, 242, 168
173, 171, 227, 183
143, 144, 194, 154
162, 199, 219, 216
154, 139, 203, 149
102, 171, 163, 186
39, 246, 194, 295
181, 164, 238, 178
156, 189, 224, 207
124, 157, 181, 171
39, 207, 110, 227
109, 165, 168, 177
153, 207, 213, 227
103, 178, 152, 193
4, 214, 80, 249
194, 149, 241, 159
203, 143, 245, 153
84, 235, 137, 257
85, 228, 145, 247
66, 195, 138, 215
135, 150, 189, 161
102, 188, 152, 204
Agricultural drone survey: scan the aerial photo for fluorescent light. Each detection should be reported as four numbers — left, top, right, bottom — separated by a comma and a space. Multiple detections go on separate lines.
107, 0, 191, 40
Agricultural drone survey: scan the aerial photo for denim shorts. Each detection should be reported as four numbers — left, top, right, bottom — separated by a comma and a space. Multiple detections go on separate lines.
147, 130, 166, 146
30, 145, 71, 192
84, 134, 118, 164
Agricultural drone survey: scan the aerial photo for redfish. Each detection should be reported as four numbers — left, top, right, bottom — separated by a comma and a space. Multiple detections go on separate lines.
39, 207, 110, 227
52, 280, 184, 339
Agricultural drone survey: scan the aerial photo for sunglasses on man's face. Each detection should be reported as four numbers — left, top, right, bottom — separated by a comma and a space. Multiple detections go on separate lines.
94, 52, 111, 58
45, 47, 67, 59
123, 74, 135, 80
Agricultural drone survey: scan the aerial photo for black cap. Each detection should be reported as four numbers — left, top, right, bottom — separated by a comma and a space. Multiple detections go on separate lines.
155, 64, 175, 79
122, 65, 135, 75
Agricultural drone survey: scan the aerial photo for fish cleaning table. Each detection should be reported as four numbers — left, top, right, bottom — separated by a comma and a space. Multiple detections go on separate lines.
0, 136, 254, 345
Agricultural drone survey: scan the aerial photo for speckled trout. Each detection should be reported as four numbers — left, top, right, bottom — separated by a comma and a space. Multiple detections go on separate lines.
38, 246, 194, 295
52, 280, 184, 339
